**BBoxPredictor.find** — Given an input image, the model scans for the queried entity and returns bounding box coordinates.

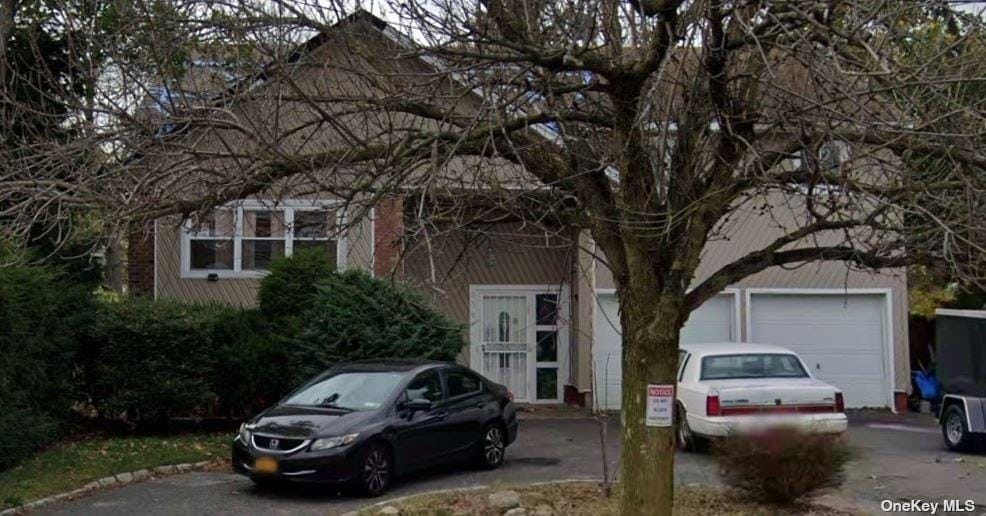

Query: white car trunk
[706,378,838,408]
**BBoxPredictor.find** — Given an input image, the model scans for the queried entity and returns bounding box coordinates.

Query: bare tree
[2,1,986,513]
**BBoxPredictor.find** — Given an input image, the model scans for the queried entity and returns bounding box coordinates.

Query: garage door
[749,293,889,408]
[593,293,736,410]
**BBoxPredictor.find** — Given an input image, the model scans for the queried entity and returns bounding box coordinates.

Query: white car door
[676,351,707,417]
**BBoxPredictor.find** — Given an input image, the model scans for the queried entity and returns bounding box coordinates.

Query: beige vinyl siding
[591,193,909,393]
[403,222,576,368]
[574,230,598,393]
[155,211,374,308]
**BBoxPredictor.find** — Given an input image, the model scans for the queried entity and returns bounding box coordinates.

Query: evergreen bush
[81,298,228,427]
[288,269,464,383]
[0,261,91,469]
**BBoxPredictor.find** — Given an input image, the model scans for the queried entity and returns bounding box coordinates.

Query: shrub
[287,269,465,383]
[81,298,231,427]
[0,261,92,469]
[210,309,291,416]
[713,428,852,505]
[258,248,335,320]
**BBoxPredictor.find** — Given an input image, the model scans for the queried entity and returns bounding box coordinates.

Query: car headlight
[310,433,359,451]
[237,423,252,446]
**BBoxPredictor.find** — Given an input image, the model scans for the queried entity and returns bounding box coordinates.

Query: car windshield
[700,353,808,380]
[284,371,406,411]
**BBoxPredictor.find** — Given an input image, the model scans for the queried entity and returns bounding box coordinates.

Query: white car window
[700,354,808,380]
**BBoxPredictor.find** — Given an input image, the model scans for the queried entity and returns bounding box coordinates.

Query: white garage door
[749,293,890,408]
[593,293,736,410]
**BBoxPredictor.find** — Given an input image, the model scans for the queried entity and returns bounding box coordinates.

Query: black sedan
[232,359,518,496]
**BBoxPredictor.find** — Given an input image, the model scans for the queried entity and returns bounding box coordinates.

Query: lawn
[361,482,853,515]
[0,432,231,509]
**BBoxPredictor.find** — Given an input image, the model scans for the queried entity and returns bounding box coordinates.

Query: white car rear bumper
[687,412,848,438]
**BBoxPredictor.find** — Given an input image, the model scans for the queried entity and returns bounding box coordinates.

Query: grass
[360,482,854,515]
[0,432,231,509]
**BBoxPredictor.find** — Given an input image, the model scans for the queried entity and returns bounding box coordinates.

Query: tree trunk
[618,290,684,516]
[0,0,15,86]
[103,233,125,293]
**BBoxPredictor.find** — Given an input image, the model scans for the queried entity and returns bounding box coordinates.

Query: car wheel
[942,404,974,452]
[676,405,696,452]
[356,443,392,497]
[476,423,506,469]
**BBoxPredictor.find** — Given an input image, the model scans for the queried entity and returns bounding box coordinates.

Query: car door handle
[417,411,448,424]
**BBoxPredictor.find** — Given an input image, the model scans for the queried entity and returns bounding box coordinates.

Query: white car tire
[676,405,705,452]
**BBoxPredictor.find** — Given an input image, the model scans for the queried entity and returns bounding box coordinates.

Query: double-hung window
[181,200,344,278]
[241,208,287,271]
[186,209,236,271]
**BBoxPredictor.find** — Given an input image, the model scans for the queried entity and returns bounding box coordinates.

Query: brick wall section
[373,196,404,278]
[128,222,155,296]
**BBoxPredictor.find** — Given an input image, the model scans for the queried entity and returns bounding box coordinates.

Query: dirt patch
[361,482,856,515]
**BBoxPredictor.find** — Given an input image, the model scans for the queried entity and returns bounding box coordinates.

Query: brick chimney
[127,222,155,296]
[373,196,404,278]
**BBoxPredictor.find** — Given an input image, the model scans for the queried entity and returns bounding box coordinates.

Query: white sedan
[675,342,848,451]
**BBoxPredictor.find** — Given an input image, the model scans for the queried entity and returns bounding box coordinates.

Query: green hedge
[258,248,335,320]
[1,250,466,469]
[0,263,92,469]
[209,309,290,417]
[80,298,230,426]
[290,269,465,384]
[76,255,464,424]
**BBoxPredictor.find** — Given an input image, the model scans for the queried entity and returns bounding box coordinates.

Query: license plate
[254,456,278,474]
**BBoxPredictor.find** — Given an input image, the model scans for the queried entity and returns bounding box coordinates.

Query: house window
[187,210,235,271]
[241,209,286,271]
[498,312,511,342]
[796,141,848,174]
[181,200,345,278]
[291,208,339,258]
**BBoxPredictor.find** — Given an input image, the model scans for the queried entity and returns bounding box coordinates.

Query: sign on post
[645,385,675,427]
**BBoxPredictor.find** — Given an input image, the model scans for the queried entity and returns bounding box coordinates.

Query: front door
[470,286,569,403]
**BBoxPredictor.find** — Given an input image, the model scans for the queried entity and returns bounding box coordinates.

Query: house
[127,12,910,412]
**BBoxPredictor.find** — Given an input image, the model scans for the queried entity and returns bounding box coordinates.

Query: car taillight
[835,392,845,413]
[706,394,721,416]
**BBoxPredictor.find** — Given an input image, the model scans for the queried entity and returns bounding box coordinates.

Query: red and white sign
[645,385,675,427]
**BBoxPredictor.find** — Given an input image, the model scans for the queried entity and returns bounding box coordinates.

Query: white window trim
[180,199,347,279]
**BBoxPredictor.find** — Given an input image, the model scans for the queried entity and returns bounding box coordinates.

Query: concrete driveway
[38,413,986,515]
[833,412,986,515]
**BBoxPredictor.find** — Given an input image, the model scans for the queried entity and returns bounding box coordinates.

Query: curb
[516,412,595,421]
[0,461,213,515]
[348,478,602,515]
[351,479,865,516]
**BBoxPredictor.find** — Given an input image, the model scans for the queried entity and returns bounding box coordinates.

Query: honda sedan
[232,359,518,496]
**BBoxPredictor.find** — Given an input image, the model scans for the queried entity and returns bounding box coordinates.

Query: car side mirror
[407,398,432,412]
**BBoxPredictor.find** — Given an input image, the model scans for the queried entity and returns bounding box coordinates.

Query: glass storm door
[475,288,566,403]
[481,295,530,401]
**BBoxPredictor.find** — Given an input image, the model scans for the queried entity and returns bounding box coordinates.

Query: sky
[953,0,986,15]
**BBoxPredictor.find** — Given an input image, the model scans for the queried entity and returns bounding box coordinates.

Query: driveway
[834,412,986,515]
[38,413,986,515]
